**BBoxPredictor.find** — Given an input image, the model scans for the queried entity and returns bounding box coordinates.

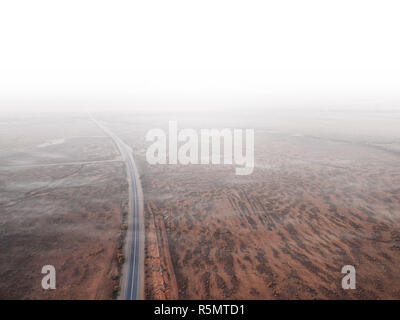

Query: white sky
[0,0,399,111]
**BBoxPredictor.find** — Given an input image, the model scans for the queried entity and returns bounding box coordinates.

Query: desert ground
[1,109,399,299]
[99,108,400,299]
[0,114,128,299]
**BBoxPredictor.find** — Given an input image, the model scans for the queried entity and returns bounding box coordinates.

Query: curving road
[89,114,142,300]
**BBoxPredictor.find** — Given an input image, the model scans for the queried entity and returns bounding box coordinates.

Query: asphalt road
[89,114,141,300]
